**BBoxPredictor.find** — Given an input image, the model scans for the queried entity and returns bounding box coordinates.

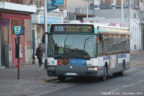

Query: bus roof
[96,25,129,34]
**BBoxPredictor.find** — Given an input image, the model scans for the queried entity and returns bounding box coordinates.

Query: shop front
[0,12,32,67]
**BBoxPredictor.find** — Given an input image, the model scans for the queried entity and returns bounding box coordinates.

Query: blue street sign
[40,16,63,24]
[47,0,64,12]
[55,0,64,5]
[47,0,58,11]
[14,26,22,35]
[20,27,24,35]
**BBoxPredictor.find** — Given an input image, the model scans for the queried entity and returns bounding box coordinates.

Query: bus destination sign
[51,24,94,33]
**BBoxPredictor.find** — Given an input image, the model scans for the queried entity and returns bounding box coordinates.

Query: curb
[41,77,58,83]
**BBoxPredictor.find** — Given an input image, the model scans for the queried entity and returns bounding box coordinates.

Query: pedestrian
[36,43,44,67]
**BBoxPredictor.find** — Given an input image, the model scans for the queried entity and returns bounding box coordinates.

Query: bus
[46,24,130,81]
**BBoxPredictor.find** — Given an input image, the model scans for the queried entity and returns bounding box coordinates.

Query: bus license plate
[65,73,77,76]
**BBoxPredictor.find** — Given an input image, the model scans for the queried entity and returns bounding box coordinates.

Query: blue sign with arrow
[47,0,58,12]
[47,0,64,12]
[55,0,64,5]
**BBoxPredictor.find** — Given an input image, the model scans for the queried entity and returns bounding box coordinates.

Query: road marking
[109,80,144,93]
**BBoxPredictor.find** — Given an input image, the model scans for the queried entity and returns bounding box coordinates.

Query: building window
[133,13,136,18]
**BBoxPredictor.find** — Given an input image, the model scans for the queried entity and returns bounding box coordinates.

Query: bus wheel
[58,76,66,82]
[100,66,108,81]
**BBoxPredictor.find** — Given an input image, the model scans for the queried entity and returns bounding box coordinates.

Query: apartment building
[0,0,36,68]
[63,0,94,20]
[130,0,144,51]
[84,0,129,26]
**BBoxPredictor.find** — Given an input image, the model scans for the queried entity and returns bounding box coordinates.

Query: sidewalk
[130,54,144,66]
[0,63,57,96]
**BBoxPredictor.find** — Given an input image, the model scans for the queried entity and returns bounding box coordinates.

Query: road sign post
[14,25,24,80]
[15,37,20,80]
[44,0,64,69]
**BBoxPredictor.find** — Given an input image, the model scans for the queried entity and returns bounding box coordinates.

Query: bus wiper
[74,52,90,60]
[54,54,65,59]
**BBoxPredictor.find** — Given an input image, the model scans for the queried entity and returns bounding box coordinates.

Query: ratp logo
[51,60,55,64]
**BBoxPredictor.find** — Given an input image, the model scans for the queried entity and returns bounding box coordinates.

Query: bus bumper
[47,65,104,77]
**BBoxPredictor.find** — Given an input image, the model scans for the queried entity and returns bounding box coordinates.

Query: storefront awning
[0,12,31,19]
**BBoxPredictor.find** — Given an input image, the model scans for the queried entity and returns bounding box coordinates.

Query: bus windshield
[48,34,96,59]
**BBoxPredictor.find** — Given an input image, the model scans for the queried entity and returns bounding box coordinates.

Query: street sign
[20,27,24,35]
[40,16,63,24]
[14,26,22,35]
[55,0,64,5]
[47,5,58,11]
[47,0,64,11]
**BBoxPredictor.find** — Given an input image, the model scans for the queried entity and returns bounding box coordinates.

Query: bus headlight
[88,66,98,71]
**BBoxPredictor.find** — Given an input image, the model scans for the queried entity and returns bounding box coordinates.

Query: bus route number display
[51,24,94,33]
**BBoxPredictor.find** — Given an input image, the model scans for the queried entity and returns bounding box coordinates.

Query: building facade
[0,0,36,68]
[130,0,144,51]
[89,0,144,52]
[64,0,94,20]
[86,0,129,26]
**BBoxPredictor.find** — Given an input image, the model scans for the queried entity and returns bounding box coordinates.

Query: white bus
[46,24,130,81]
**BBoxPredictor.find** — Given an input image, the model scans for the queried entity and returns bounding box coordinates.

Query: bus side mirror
[99,33,103,41]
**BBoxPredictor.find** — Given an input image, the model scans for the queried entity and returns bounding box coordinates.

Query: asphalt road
[39,61,144,96]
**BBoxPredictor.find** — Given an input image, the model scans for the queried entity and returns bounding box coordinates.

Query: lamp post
[121,0,124,27]
[44,0,48,69]
[86,0,89,20]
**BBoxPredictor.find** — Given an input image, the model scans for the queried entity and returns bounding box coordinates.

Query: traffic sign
[47,0,64,12]
[55,0,64,5]
[20,27,24,35]
[14,26,22,35]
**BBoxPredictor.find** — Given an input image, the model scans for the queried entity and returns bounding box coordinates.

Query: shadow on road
[56,73,130,84]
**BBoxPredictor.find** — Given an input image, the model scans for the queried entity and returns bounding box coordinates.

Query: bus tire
[58,76,66,82]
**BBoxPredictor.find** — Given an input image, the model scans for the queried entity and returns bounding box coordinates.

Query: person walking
[36,43,44,67]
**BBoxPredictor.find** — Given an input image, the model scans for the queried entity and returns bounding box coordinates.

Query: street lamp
[86,0,89,20]
[121,0,124,27]
[44,0,48,69]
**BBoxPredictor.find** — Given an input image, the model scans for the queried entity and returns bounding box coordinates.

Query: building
[84,0,129,26]
[64,0,94,21]
[0,0,36,68]
[130,0,144,51]
[85,0,144,52]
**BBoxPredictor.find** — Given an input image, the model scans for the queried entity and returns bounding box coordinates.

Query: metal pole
[141,25,143,56]
[121,0,124,27]
[86,0,89,20]
[17,37,20,80]
[0,30,1,68]
[44,0,48,69]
